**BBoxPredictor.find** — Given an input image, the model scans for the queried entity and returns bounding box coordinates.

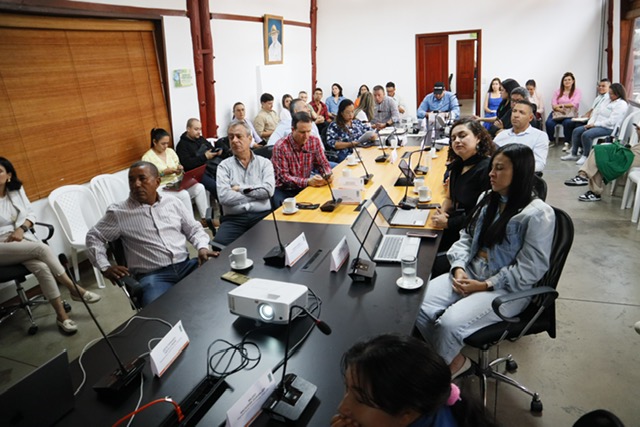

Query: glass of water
[401,255,417,285]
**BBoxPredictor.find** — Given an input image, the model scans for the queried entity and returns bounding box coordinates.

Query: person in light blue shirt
[417,82,460,120]
[325,82,345,119]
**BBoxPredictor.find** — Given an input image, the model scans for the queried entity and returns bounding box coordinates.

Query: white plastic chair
[90,174,129,213]
[48,185,106,288]
[621,169,640,229]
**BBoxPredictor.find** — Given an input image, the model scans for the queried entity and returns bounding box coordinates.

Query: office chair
[533,175,548,201]
[0,223,71,335]
[573,409,625,427]
[463,207,574,413]
[105,239,142,311]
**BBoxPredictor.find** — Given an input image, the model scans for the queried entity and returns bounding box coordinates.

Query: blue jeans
[201,171,217,201]
[136,258,198,306]
[545,113,573,142]
[273,187,302,207]
[570,126,611,157]
[213,210,270,247]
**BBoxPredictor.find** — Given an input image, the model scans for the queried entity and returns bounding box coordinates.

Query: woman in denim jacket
[416,144,555,379]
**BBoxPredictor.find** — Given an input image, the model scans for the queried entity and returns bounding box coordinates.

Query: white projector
[227,278,308,324]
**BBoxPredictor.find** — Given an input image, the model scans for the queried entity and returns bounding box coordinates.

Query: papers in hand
[358,130,376,144]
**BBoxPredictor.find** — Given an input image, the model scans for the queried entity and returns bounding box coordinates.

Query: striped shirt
[86,194,210,275]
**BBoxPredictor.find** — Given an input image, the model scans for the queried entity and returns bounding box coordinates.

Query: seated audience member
[213,122,275,247]
[142,128,209,219]
[354,84,369,107]
[232,102,262,145]
[253,93,280,143]
[331,334,497,427]
[280,94,293,121]
[326,99,376,162]
[483,77,502,130]
[354,91,375,123]
[565,120,640,202]
[525,79,545,120]
[544,71,582,143]
[417,82,460,121]
[431,119,494,276]
[176,118,222,198]
[561,83,628,165]
[0,158,101,334]
[270,98,322,146]
[86,161,218,307]
[478,78,519,137]
[493,100,549,173]
[299,90,318,120]
[271,112,333,206]
[561,79,611,151]
[371,85,400,130]
[416,144,555,378]
[310,87,331,131]
[326,83,345,119]
[386,81,406,115]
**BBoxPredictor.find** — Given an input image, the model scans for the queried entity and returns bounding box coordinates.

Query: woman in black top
[432,118,495,276]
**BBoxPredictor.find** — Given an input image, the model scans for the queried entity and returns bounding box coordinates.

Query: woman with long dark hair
[0,157,101,334]
[326,83,345,119]
[326,99,376,162]
[545,71,582,142]
[482,77,502,130]
[416,144,555,378]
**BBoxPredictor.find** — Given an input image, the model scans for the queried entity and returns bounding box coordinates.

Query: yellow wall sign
[173,69,193,87]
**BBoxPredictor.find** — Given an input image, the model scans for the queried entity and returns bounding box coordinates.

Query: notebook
[351,206,420,262]
[371,186,429,227]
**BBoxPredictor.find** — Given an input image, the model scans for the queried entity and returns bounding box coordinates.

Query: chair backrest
[533,175,548,201]
[90,174,129,213]
[616,108,640,144]
[48,185,103,246]
[573,409,625,427]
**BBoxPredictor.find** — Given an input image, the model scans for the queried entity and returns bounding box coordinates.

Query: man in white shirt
[386,81,406,115]
[494,100,549,173]
[562,79,611,150]
[269,98,322,146]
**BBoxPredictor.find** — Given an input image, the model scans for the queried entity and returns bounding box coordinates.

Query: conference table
[58,144,450,426]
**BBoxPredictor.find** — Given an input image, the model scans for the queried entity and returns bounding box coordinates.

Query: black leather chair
[106,239,142,311]
[533,174,548,201]
[573,409,625,427]
[0,223,70,335]
[463,207,574,413]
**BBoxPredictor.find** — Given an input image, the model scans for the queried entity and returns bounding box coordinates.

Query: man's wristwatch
[19,224,29,232]
[485,280,494,291]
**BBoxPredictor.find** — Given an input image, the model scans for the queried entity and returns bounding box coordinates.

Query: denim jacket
[447,194,555,292]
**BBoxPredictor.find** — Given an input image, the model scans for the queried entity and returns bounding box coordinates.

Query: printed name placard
[150,320,190,377]
[330,236,350,272]
[285,232,309,267]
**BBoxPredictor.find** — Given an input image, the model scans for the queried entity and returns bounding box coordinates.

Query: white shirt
[589,98,629,130]
[494,125,549,172]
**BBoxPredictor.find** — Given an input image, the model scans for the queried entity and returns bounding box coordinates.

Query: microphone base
[348,258,376,283]
[414,166,429,175]
[93,357,145,397]
[320,199,342,212]
[264,246,286,268]
[375,154,388,163]
[399,197,418,210]
[263,373,317,422]
[394,177,414,187]
[361,174,374,185]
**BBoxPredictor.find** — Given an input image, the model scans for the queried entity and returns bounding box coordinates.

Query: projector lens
[258,303,274,321]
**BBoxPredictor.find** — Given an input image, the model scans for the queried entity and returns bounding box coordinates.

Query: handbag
[551,106,578,120]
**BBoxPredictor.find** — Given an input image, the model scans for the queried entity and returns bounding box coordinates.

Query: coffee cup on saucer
[229,247,250,270]
[413,177,425,193]
[283,197,297,214]
[418,186,432,202]
[346,154,357,165]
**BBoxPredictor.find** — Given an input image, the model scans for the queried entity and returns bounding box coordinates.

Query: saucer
[282,207,299,215]
[418,197,432,203]
[347,162,358,167]
[396,277,424,290]
[231,258,253,271]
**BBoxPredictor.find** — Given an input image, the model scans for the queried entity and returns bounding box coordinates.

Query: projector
[228,279,308,324]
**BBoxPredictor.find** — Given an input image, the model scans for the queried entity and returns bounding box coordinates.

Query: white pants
[162,183,208,218]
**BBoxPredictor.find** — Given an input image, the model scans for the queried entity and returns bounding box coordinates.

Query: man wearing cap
[417,82,460,120]
[268,25,282,62]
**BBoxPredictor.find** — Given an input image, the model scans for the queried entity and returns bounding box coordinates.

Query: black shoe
[578,191,601,202]
[564,175,588,186]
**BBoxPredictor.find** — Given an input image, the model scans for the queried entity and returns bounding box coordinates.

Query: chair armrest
[33,222,55,244]
[492,286,558,323]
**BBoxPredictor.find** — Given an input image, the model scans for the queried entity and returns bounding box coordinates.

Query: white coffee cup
[229,247,248,269]
[283,197,297,213]
[342,168,352,178]
[414,177,425,189]
[347,154,357,165]
[418,186,432,202]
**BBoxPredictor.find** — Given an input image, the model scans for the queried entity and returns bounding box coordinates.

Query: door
[456,39,475,99]
[415,35,448,106]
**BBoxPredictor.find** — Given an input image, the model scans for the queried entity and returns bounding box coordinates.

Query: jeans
[273,187,302,207]
[545,113,573,142]
[213,210,270,247]
[570,126,611,157]
[201,171,218,201]
[136,258,198,306]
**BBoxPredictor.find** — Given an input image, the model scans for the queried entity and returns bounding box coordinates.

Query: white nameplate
[330,236,350,272]
[225,369,277,427]
[338,176,364,190]
[150,320,190,377]
[285,232,309,267]
[333,188,362,204]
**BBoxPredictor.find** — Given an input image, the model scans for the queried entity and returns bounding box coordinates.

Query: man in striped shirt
[86,161,219,306]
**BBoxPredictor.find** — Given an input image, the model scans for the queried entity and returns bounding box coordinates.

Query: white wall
[315,0,618,118]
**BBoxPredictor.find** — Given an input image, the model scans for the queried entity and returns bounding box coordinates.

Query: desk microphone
[349,141,373,184]
[397,159,418,210]
[58,254,145,396]
[374,129,389,163]
[243,187,285,268]
[410,143,430,175]
[263,305,331,422]
[320,173,342,212]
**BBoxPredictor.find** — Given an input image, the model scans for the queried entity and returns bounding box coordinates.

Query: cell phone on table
[221,271,250,286]
[417,203,441,209]
[297,202,320,210]
[406,231,438,239]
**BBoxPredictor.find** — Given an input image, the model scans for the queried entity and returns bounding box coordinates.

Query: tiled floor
[1,147,639,425]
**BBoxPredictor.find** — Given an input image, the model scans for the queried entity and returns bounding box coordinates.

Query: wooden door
[456,39,475,99]
[415,34,448,107]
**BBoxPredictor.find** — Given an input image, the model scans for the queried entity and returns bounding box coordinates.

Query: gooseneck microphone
[263,305,331,421]
[58,254,145,396]
[320,173,342,212]
[374,129,389,163]
[243,187,285,268]
[406,145,430,176]
[349,141,373,185]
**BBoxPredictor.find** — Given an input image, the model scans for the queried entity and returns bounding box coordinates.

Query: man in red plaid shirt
[272,112,333,206]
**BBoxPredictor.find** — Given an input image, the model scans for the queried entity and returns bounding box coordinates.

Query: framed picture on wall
[263,15,283,65]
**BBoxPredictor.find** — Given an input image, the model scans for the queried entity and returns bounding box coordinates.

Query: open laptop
[351,206,420,262]
[371,186,429,227]
[0,350,75,426]
[165,164,206,191]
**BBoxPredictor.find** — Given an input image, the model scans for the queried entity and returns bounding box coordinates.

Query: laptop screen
[351,207,383,260]
[370,186,396,225]
[398,159,416,180]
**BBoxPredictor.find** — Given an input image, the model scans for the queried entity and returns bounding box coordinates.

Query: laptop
[371,186,429,227]
[0,350,75,426]
[165,164,206,191]
[350,206,420,262]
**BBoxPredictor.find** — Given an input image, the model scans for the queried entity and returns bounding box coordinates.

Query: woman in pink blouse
[545,72,582,142]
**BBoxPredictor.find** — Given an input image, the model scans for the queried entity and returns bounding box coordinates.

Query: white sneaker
[562,143,570,152]
[576,156,587,166]
[561,154,578,161]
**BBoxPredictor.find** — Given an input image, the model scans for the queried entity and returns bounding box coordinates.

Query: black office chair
[573,409,625,427]
[106,239,142,311]
[463,207,574,413]
[0,223,70,335]
[533,174,548,201]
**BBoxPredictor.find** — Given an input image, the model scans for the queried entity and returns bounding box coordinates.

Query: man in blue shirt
[417,82,460,120]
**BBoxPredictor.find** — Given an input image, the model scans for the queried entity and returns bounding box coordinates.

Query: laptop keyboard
[378,236,403,259]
